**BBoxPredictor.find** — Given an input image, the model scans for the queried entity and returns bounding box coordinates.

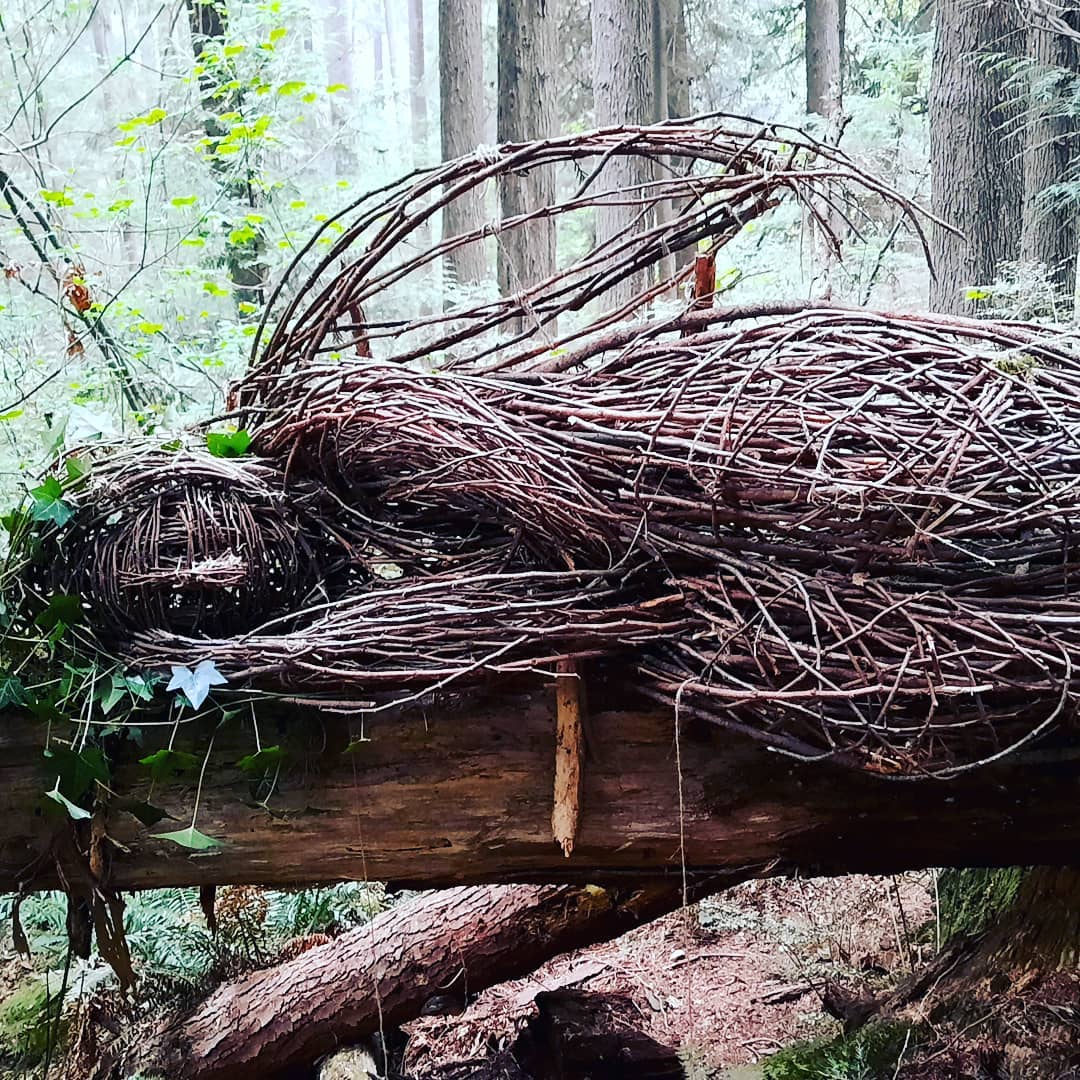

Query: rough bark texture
[8,686,1080,893]
[134,881,701,1080]
[591,0,655,306]
[805,0,846,119]
[497,0,559,334]
[439,0,487,296]
[664,0,690,119]
[930,0,1024,313]
[1021,16,1079,304]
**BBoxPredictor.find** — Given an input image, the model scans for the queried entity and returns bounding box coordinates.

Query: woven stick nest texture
[31,119,1080,777]
[56,453,328,638]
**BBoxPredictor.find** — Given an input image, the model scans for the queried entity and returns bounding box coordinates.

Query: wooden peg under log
[552,658,585,857]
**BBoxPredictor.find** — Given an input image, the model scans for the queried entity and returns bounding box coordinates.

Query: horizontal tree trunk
[129,881,698,1080]
[5,683,1080,892]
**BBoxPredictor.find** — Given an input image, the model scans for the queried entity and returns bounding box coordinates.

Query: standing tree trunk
[323,0,355,176]
[186,0,267,312]
[1021,16,1079,308]
[497,0,558,334]
[407,0,433,314]
[665,0,690,119]
[929,0,1024,314]
[805,0,846,121]
[591,0,655,308]
[439,0,487,301]
[805,0,846,294]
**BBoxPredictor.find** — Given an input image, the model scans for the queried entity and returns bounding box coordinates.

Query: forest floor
[399,873,935,1077]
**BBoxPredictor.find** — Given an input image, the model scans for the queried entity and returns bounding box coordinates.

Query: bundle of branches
[22,119,1080,778]
[116,306,1080,777]
[238,116,930,395]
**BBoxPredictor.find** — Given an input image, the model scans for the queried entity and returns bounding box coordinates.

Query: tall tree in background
[929,0,1023,313]
[805,0,846,122]
[408,0,429,165]
[1020,14,1079,303]
[439,0,486,297]
[591,0,655,306]
[186,0,267,311]
[497,0,558,332]
[664,0,690,119]
[323,0,355,175]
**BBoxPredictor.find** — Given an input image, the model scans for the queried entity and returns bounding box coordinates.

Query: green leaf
[43,745,110,800]
[0,409,23,422]
[326,83,348,94]
[268,26,288,43]
[277,80,305,96]
[107,199,134,213]
[46,785,91,820]
[206,429,252,458]
[202,281,230,297]
[236,745,285,774]
[29,476,74,527]
[145,107,168,124]
[139,748,200,782]
[39,188,74,207]
[170,195,198,208]
[228,224,257,245]
[65,456,90,484]
[153,826,223,851]
[966,288,991,301]
[223,44,246,57]
[0,675,28,709]
[136,321,164,335]
[97,670,151,715]
[34,593,82,631]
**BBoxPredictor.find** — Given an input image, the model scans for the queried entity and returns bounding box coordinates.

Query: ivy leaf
[138,747,200,781]
[46,784,91,820]
[97,671,154,716]
[153,826,223,851]
[29,477,73,527]
[236,745,285,774]
[205,430,251,458]
[34,593,82,632]
[166,659,227,708]
[44,745,110,800]
[0,675,27,709]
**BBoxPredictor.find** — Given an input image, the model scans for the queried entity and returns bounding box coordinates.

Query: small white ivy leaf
[166,659,227,709]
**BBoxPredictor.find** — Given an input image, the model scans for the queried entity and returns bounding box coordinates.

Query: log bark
[130,881,701,1080]
[6,682,1080,893]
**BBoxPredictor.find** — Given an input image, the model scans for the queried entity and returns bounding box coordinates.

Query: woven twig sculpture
[24,119,1080,777]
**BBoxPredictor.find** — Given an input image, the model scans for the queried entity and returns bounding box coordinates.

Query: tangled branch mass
[32,120,1080,778]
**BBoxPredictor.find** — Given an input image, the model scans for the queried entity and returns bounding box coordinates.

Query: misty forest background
[3,0,1076,505]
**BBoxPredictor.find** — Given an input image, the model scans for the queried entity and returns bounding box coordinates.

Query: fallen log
[5,681,1080,893]
[124,881,704,1080]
